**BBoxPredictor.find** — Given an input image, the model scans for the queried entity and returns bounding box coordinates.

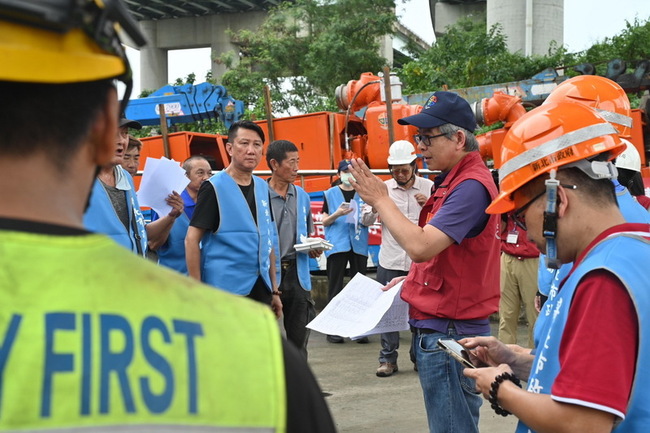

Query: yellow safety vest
[0,230,286,432]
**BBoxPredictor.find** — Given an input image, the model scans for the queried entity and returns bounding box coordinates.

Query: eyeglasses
[390,167,412,175]
[512,191,545,231]
[512,184,577,231]
[413,133,448,147]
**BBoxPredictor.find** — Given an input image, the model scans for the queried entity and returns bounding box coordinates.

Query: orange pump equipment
[474,92,528,169]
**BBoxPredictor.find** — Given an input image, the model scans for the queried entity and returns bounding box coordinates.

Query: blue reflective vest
[84,166,147,256]
[201,172,275,295]
[323,186,369,257]
[614,180,650,224]
[533,259,569,350]
[519,227,650,433]
[535,183,650,348]
[294,185,312,290]
[156,190,194,274]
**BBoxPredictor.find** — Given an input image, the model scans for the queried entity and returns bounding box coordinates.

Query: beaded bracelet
[271,290,282,296]
[488,372,521,416]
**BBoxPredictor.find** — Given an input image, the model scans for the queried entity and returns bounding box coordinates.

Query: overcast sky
[126,0,650,96]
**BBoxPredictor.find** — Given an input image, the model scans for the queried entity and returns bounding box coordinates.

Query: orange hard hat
[487,101,625,214]
[544,75,633,138]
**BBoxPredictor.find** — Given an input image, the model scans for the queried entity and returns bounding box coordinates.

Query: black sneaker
[355,336,370,344]
[326,335,344,343]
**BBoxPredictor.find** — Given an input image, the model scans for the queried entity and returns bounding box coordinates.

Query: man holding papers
[267,140,321,357]
[348,92,500,433]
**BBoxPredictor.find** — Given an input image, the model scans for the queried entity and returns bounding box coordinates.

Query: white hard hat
[387,140,417,165]
[615,138,642,172]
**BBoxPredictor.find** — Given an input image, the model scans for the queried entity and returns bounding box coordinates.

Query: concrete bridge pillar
[137,12,268,91]
[139,21,168,92]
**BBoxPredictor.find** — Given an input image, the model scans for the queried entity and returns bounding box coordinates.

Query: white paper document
[307,273,409,338]
[293,235,333,252]
[137,157,190,217]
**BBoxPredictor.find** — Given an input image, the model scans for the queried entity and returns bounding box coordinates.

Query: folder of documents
[293,236,333,252]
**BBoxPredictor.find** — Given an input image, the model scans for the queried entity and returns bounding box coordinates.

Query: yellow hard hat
[0,0,146,105]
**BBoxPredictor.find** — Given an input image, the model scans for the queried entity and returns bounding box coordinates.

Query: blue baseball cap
[398,91,477,132]
[337,159,351,172]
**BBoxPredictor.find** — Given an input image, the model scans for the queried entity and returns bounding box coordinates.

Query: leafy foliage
[219,0,397,115]
[397,16,575,94]
[134,8,650,136]
[579,17,650,69]
[397,15,650,109]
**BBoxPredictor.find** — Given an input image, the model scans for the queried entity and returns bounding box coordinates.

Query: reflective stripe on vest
[0,230,286,431]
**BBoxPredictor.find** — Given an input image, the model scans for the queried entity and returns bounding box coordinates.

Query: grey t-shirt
[268,183,314,260]
[100,180,129,231]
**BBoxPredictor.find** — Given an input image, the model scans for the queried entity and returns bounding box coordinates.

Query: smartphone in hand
[437,338,478,369]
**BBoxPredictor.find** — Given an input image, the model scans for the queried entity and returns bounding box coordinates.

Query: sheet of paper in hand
[307,273,409,339]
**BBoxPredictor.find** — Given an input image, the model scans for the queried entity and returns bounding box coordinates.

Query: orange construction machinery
[136,72,422,192]
[135,66,650,190]
[475,92,649,181]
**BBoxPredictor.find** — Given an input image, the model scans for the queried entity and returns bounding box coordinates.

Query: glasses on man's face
[390,167,412,175]
[512,184,578,231]
[413,133,447,147]
[512,191,546,231]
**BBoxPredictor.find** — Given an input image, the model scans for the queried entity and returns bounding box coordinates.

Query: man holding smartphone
[462,101,650,432]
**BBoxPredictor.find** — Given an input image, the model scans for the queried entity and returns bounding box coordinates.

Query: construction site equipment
[129,60,650,187]
[125,82,245,128]
[128,63,650,271]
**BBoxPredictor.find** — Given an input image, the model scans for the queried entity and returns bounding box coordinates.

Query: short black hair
[228,120,265,144]
[0,80,114,172]
[618,168,646,197]
[266,140,299,171]
[127,136,142,152]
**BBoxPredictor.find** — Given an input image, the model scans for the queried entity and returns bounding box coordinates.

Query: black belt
[412,327,436,334]
[281,259,296,270]
[412,323,456,334]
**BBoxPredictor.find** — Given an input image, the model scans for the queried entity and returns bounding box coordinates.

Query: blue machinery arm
[125,82,245,129]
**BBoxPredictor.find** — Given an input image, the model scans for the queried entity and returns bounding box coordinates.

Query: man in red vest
[349,91,500,433]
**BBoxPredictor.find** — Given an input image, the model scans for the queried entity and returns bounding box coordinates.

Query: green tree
[397,16,574,94]
[570,17,650,80]
[219,0,397,115]
[398,15,650,105]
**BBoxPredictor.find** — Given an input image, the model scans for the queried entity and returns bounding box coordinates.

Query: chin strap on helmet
[543,169,561,269]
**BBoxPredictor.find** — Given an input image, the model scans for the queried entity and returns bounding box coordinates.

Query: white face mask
[340,172,356,186]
